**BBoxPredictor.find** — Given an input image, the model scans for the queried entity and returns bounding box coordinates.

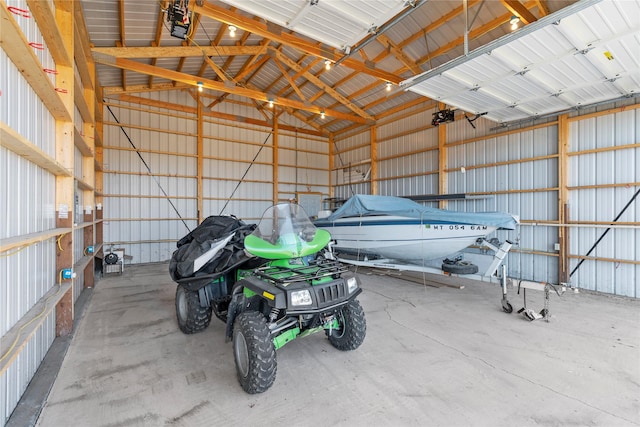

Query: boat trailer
[327,238,513,304]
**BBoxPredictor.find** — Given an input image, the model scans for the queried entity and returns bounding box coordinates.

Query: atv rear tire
[327,299,366,351]
[175,284,212,334]
[233,311,277,394]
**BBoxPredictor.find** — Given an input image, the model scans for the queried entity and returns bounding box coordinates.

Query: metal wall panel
[1,312,55,425]
[568,105,639,297]
[0,49,56,157]
[103,90,327,262]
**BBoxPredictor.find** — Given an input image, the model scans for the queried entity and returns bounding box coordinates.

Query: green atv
[170,203,366,393]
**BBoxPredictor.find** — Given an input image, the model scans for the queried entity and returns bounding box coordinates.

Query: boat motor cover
[169,216,257,287]
[324,194,519,230]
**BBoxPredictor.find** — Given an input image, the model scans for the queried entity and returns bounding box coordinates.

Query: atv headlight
[346,276,358,294]
[291,290,312,306]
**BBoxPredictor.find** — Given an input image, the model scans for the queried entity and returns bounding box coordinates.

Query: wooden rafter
[271,49,374,121]
[191,1,402,84]
[376,34,421,75]
[500,0,538,24]
[272,58,306,102]
[93,56,369,124]
[536,0,551,16]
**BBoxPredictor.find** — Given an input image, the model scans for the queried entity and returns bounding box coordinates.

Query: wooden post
[197,92,204,223]
[438,103,448,209]
[370,126,378,195]
[272,109,278,204]
[54,2,75,336]
[328,134,335,198]
[558,114,569,284]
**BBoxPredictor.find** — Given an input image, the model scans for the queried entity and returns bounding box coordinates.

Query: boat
[314,194,519,265]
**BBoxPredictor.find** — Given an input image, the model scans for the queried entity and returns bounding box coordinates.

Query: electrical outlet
[62,269,73,279]
[86,246,94,254]
[554,243,560,251]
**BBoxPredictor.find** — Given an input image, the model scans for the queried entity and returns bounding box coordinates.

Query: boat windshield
[251,203,318,246]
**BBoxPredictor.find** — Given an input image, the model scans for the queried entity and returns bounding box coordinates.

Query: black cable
[219,131,273,215]
[570,187,640,277]
[105,104,191,232]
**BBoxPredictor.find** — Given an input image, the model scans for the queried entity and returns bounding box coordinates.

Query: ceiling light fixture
[386,82,392,91]
[197,81,203,92]
[268,99,274,108]
[228,25,237,37]
[509,15,520,31]
[320,110,326,119]
[324,60,331,71]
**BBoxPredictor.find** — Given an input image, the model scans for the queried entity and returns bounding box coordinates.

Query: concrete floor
[29,263,640,427]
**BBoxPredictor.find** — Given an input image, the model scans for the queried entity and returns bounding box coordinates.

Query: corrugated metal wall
[1,4,59,422]
[102,91,330,263]
[568,103,639,297]
[103,97,198,264]
[333,99,638,296]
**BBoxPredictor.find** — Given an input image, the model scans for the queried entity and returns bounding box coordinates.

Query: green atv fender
[244,229,331,259]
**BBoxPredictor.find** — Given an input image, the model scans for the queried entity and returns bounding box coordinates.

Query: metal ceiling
[81,0,581,134]
[401,0,640,124]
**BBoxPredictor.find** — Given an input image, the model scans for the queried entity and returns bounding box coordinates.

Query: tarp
[323,194,518,230]
[169,215,257,289]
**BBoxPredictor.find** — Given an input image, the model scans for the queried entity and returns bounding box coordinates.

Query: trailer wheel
[502,301,513,313]
[442,260,478,275]
[327,299,366,351]
[233,311,277,394]
[175,284,212,334]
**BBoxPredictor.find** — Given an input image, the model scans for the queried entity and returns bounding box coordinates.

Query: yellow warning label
[263,291,275,300]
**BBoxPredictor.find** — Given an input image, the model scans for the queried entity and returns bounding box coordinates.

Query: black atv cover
[169,215,257,290]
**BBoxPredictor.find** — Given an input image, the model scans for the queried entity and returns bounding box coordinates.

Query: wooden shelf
[74,127,93,157]
[74,254,93,271]
[1,122,72,177]
[74,221,94,230]
[0,227,72,253]
[75,177,94,191]
[74,77,94,124]
[0,6,71,122]
[0,281,73,376]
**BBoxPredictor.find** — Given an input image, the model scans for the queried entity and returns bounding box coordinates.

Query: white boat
[314,194,519,264]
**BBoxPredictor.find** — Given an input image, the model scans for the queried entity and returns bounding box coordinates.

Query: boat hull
[315,216,497,263]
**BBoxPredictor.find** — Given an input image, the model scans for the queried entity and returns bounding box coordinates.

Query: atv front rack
[253,259,348,285]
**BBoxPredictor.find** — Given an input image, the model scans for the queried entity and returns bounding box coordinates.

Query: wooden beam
[271,49,374,122]
[0,2,72,121]
[54,0,75,338]
[74,23,94,90]
[197,94,204,223]
[500,0,538,24]
[536,0,551,16]
[191,1,402,84]
[438,102,447,209]
[94,56,369,124]
[377,34,421,75]
[26,0,72,66]
[114,93,325,136]
[92,45,267,58]
[558,113,569,284]
[1,121,72,177]
[272,58,306,102]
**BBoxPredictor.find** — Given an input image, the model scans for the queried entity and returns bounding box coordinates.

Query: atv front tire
[327,299,366,351]
[175,284,212,334]
[233,311,277,394]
